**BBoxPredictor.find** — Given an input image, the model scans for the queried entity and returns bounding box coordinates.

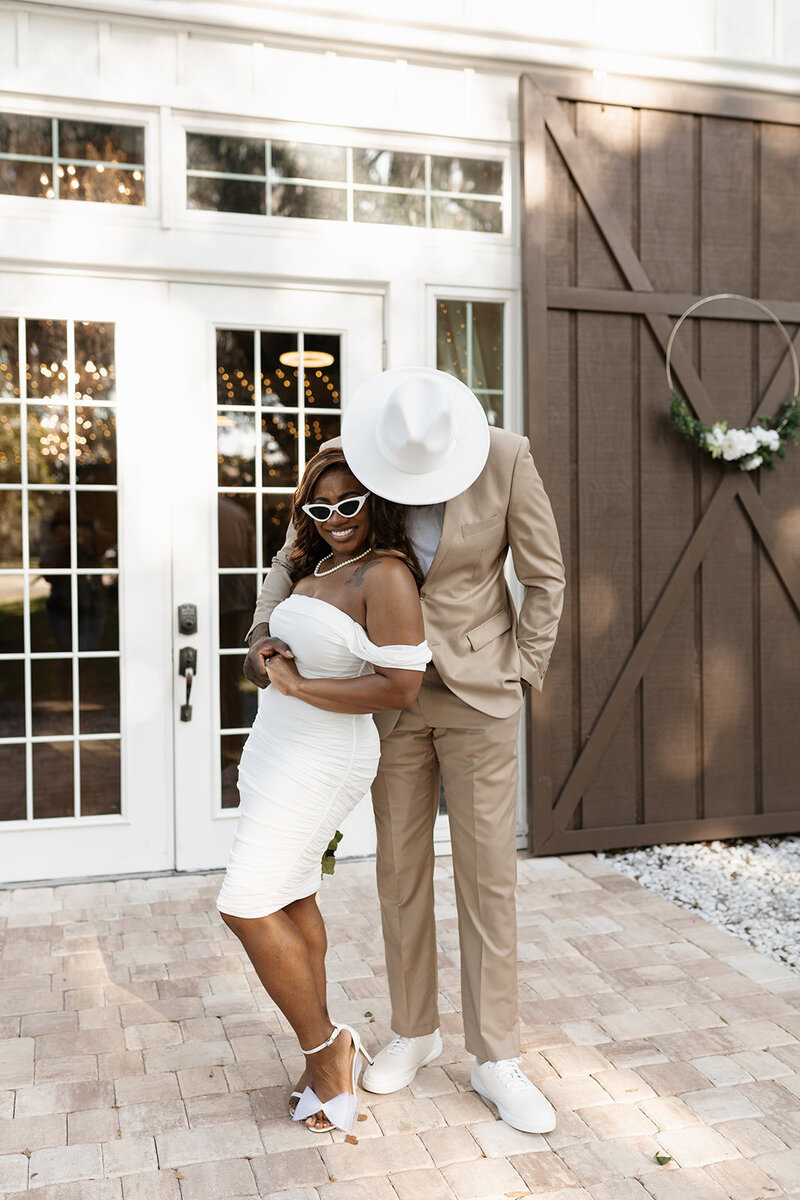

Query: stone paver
[0,853,798,1200]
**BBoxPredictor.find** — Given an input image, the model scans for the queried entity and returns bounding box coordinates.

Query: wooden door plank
[698,118,758,820]
[758,125,800,815]
[545,311,578,810]
[519,73,555,851]
[550,473,740,835]
[547,287,800,322]
[541,809,800,855]
[576,312,638,830]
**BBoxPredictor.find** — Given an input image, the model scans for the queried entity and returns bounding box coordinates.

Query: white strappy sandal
[292,1024,373,1135]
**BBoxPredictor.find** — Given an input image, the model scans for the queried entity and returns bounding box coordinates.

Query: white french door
[169,283,384,872]
[0,274,174,883]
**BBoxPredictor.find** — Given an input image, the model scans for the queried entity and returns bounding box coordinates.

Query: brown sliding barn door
[520,74,800,855]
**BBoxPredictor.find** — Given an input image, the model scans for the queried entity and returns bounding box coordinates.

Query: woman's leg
[220,902,353,1130]
[283,894,329,1108]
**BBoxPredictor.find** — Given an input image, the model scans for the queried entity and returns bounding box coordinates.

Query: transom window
[0,318,120,822]
[215,328,342,807]
[437,299,505,426]
[187,135,503,234]
[0,113,145,204]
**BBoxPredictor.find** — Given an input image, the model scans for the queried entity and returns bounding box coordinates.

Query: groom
[244,368,565,1133]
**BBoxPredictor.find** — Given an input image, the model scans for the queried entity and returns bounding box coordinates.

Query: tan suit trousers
[372,665,521,1063]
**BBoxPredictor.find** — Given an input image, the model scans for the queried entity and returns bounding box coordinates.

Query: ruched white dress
[216,593,431,919]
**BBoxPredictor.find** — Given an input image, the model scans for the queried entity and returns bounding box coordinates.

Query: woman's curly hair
[287,447,423,587]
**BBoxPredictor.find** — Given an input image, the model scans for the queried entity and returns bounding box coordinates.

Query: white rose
[741,454,763,471]
[720,429,749,460]
[754,426,781,451]
[705,427,726,454]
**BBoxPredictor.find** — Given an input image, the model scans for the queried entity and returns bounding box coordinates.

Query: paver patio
[1,853,799,1199]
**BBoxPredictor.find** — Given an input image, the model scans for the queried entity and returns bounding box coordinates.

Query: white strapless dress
[216,593,431,918]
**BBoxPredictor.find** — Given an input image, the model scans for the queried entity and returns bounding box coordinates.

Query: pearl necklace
[314,547,371,577]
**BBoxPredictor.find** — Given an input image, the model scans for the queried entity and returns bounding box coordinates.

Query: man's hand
[243,629,294,689]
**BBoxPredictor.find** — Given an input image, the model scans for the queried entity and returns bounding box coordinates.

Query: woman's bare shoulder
[364,554,418,589]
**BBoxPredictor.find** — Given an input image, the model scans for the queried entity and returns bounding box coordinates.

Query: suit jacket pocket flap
[466,609,513,651]
[461,513,503,538]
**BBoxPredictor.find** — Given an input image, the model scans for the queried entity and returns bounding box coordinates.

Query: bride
[216,446,431,1135]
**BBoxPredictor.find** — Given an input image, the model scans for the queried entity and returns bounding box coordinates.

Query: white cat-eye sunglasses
[301,492,371,523]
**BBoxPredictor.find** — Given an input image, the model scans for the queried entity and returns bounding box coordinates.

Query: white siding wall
[7,0,800,92]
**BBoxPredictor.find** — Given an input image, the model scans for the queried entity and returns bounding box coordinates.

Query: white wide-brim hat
[341,367,490,504]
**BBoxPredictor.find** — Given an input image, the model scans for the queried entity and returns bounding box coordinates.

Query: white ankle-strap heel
[292,1023,374,1135]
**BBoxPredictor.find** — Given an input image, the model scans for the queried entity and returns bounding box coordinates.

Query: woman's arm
[265,558,426,714]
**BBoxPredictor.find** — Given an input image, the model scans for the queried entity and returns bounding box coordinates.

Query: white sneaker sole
[471,1073,557,1134]
[361,1034,443,1094]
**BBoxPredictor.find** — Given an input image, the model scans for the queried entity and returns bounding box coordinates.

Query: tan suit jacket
[248,427,565,720]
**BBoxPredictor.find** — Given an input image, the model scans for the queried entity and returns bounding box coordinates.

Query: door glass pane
[25,320,68,401]
[261,412,298,487]
[29,492,71,569]
[437,299,505,427]
[0,575,23,652]
[261,331,299,406]
[0,318,20,397]
[220,665,257,733]
[218,494,256,569]
[0,319,120,826]
[0,405,21,481]
[76,322,116,404]
[217,330,255,407]
[262,495,292,566]
[31,658,73,736]
[305,413,340,463]
[79,740,121,815]
[76,492,117,568]
[79,658,119,733]
[221,734,246,809]
[0,660,25,737]
[219,575,258,648]
[75,407,116,484]
[303,335,340,407]
[0,744,25,820]
[78,574,118,651]
[31,576,72,652]
[28,405,69,484]
[218,411,256,487]
[32,742,73,818]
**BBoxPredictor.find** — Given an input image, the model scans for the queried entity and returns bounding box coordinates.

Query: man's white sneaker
[361,1030,443,1094]
[471,1058,556,1133]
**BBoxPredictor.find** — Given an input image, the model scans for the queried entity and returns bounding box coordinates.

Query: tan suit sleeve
[507,437,565,692]
[245,522,296,642]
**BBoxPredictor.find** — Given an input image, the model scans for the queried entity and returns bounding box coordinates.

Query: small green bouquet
[321,830,343,877]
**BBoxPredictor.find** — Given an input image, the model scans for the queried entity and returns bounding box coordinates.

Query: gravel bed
[598,836,800,974]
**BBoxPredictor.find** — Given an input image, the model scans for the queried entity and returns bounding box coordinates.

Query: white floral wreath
[667,293,799,471]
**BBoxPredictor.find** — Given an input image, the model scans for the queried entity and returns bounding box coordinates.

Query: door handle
[179,647,197,722]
